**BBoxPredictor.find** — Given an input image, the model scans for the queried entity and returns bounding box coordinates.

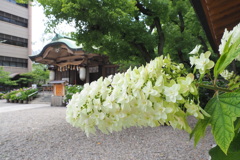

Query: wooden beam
[56,59,86,67]
[41,59,55,63]
[43,47,53,58]
[56,55,86,62]
[35,57,43,62]
[190,0,219,53]
[60,45,74,54]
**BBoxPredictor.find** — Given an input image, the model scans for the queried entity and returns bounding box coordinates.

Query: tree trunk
[178,12,184,33]
[135,1,165,57]
[130,42,152,63]
[154,17,164,56]
[177,49,190,66]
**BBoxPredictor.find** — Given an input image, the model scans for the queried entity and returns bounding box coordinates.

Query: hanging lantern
[79,67,86,81]
[49,70,55,81]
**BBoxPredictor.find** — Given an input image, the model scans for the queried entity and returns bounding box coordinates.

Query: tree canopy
[17,63,49,86]
[0,67,17,86]
[27,0,210,67]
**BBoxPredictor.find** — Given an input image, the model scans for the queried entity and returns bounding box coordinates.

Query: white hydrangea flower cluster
[66,56,204,136]
[220,70,234,80]
[218,22,240,60]
[189,45,214,74]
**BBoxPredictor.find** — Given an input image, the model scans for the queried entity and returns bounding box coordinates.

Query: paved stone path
[0,91,215,160]
[0,100,50,113]
[0,91,53,113]
[29,91,52,104]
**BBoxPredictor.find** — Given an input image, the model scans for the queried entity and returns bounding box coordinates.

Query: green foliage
[190,23,240,158]
[18,92,28,101]
[64,85,83,104]
[17,63,49,86]
[16,0,30,3]
[4,90,18,100]
[209,132,240,160]
[29,0,208,65]
[164,1,211,63]
[18,0,240,159]
[31,63,49,85]
[116,59,142,72]
[0,67,17,86]
[4,88,38,101]
[214,38,240,78]
[191,92,240,154]
[0,92,4,99]
[16,74,34,85]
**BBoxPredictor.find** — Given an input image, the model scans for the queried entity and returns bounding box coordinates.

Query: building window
[0,33,28,48]
[0,11,28,27]
[0,56,28,68]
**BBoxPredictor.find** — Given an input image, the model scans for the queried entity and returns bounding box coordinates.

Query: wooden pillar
[86,66,90,83]
[102,66,106,78]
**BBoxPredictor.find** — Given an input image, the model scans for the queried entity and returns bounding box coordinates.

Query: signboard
[32,84,37,89]
[54,84,64,96]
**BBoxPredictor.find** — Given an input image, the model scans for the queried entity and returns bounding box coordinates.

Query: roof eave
[29,42,83,62]
[190,0,219,53]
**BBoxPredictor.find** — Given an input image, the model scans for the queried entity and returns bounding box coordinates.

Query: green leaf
[191,92,240,154]
[209,132,240,160]
[214,38,240,78]
[234,118,240,133]
[190,117,209,146]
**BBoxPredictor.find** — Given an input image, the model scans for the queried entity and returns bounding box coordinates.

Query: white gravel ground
[0,105,214,160]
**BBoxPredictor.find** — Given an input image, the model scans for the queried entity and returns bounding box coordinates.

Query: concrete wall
[0,43,29,59]
[0,0,32,74]
[27,2,32,72]
[3,66,28,74]
[0,0,29,19]
[0,21,29,39]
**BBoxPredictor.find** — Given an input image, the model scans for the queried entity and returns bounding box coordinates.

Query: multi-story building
[0,0,32,75]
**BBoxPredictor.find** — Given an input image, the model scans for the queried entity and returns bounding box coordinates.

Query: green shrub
[64,85,83,104]
[4,90,18,100]
[4,87,38,101]
[0,92,4,99]
[18,92,28,101]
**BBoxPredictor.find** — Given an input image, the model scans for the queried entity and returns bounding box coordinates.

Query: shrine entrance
[29,34,118,106]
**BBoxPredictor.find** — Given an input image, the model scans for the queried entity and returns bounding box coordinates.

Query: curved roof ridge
[29,34,83,61]
[51,33,73,42]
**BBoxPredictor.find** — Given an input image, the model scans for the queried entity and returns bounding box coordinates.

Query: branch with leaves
[66,23,240,159]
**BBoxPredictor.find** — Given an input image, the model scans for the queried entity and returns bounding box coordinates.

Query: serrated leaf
[191,92,240,154]
[214,38,240,78]
[190,95,217,145]
[190,117,209,146]
[209,132,240,160]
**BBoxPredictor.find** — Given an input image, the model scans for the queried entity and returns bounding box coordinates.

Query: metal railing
[27,90,38,99]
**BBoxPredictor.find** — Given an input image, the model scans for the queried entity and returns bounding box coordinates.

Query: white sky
[31,3,76,53]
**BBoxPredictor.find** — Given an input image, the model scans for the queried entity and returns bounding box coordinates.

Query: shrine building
[29,34,118,85]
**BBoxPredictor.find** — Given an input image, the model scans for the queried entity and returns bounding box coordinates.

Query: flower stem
[197,83,232,92]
